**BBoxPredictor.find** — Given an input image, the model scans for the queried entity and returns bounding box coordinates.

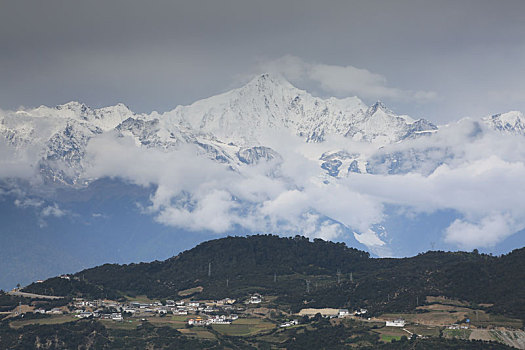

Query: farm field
[178,327,216,339]
[372,326,408,343]
[212,317,275,336]
[9,315,76,329]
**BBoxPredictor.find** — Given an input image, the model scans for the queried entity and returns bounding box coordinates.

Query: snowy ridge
[2,74,525,258]
[484,111,525,135]
[2,73,523,185]
[164,74,435,145]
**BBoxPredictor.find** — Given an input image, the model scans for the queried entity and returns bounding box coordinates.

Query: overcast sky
[1,0,524,123]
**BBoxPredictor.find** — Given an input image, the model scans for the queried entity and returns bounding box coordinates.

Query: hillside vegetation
[23,235,525,321]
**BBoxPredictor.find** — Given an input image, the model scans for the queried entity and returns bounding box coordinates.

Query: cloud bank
[77,117,525,254]
[2,99,524,256]
[84,133,384,244]
[260,55,437,102]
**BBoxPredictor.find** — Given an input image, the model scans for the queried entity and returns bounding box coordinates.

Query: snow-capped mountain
[2,74,525,290]
[165,74,436,145]
[484,111,525,135]
[0,102,137,185]
[2,73,524,186]
[0,74,441,185]
[344,101,437,144]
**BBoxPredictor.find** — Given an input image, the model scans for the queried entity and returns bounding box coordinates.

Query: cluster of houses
[21,290,380,331]
[446,323,470,330]
[187,314,239,326]
[34,307,65,315]
[298,307,367,319]
[67,297,243,322]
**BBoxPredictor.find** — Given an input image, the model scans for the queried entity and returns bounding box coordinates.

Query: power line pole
[350,272,353,283]
[306,280,310,294]
[226,278,229,288]
[273,272,277,283]
[208,262,211,277]
[337,269,341,284]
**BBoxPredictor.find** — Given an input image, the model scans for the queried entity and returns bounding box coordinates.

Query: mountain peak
[485,110,525,135]
[368,101,391,115]
[56,101,89,113]
[244,73,295,92]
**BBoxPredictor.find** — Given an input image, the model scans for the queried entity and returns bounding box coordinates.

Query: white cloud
[84,133,384,244]
[342,121,525,249]
[14,197,44,208]
[41,204,66,218]
[260,55,437,102]
[0,137,40,180]
[444,213,518,249]
[80,117,525,254]
[353,229,386,247]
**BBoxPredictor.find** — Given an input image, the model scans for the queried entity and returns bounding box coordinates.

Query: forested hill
[23,235,525,320]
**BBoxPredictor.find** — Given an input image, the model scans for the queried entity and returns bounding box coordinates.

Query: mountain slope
[23,235,525,321]
[484,111,525,135]
[0,74,438,184]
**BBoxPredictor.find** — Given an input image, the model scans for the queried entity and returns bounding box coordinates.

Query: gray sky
[1,0,525,123]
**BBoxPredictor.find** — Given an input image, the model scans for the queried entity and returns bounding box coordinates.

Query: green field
[405,324,440,337]
[443,328,472,339]
[465,311,523,329]
[9,315,76,329]
[146,316,187,329]
[170,314,193,322]
[179,327,216,339]
[100,319,138,330]
[124,295,157,303]
[380,334,403,342]
[373,326,408,343]
[212,318,275,336]
[425,296,470,307]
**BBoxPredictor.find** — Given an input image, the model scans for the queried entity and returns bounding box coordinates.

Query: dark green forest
[24,235,525,320]
[0,319,223,349]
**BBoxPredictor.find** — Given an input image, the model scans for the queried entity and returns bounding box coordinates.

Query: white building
[338,309,350,318]
[386,319,406,327]
[355,308,368,316]
[47,308,63,315]
[280,320,299,327]
[248,294,262,304]
[187,317,206,326]
[111,313,123,321]
[217,298,236,305]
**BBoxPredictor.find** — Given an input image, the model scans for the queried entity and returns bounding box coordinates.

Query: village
[5,287,525,348]
[7,288,373,329]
